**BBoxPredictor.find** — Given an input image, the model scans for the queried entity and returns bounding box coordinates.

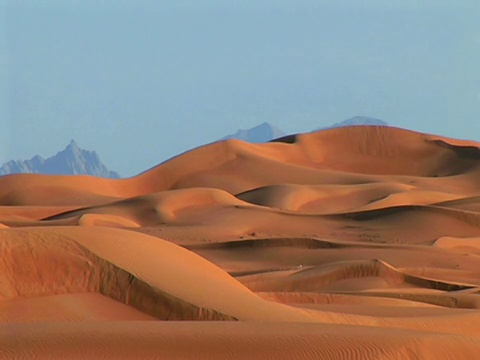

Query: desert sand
[1,126,480,359]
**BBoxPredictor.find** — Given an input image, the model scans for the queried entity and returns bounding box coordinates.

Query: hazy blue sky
[2,1,480,176]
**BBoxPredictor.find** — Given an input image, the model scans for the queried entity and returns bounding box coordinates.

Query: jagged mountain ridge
[0,140,120,178]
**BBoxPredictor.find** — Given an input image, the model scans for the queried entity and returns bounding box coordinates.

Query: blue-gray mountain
[220,122,286,143]
[0,140,120,178]
[221,116,388,143]
[315,116,388,131]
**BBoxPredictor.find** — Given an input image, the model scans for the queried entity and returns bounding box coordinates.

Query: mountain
[0,140,120,178]
[316,116,388,131]
[220,117,388,144]
[220,122,286,143]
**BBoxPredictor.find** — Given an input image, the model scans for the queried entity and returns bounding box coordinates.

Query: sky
[2,0,480,176]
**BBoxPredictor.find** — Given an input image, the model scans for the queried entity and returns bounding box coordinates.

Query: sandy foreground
[1,126,480,359]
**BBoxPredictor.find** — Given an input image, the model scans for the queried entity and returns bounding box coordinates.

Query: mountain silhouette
[315,116,388,131]
[220,122,286,143]
[0,140,120,178]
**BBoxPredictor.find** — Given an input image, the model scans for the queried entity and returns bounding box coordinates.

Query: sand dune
[2,125,480,358]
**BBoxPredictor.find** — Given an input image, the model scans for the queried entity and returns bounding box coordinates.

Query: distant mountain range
[0,116,387,178]
[220,122,286,143]
[222,116,388,143]
[315,116,388,131]
[0,140,120,178]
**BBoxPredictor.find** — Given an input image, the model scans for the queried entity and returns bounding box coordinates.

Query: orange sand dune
[2,125,480,358]
[2,126,480,206]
